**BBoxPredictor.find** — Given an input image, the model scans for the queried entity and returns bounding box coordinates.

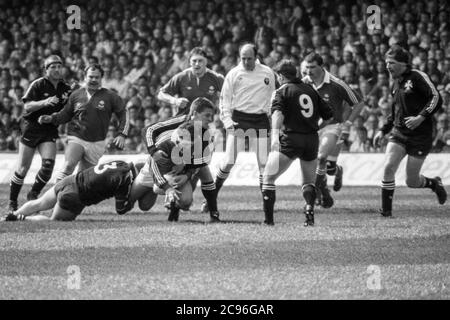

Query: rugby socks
[421,176,437,190]
[215,168,230,194]
[381,180,395,213]
[10,172,25,202]
[31,159,55,194]
[302,184,316,207]
[259,174,263,191]
[315,167,327,189]
[262,184,276,225]
[201,181,218,212]
[326,161,337,176]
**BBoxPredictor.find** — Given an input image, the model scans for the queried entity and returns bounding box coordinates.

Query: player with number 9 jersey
[271,75,333,160]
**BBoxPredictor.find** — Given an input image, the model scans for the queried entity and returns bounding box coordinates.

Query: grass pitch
[0,184,448,300]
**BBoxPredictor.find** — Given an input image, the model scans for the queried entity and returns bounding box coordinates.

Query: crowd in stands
[0,0,449,153]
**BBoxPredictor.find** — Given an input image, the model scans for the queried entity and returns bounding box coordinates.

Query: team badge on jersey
[97,100,105,110]
[404,80,413,92]
[208,86,215,95]
[323,93,330,102]
[186,86,192,91]
[264,77,269,85]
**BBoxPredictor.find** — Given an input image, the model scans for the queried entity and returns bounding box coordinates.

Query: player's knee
[41,158,55,173]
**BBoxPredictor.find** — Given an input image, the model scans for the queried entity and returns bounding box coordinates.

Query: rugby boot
[304,205,314,227]
[432,177,447,205]
[320,186,334,209]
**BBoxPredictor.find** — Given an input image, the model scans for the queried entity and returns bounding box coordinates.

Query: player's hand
[46,96,60,106]
[223,118,238,130]
[166,187,181,202]
[373,131,385,148]
[38,115,52,124]
[405,115,425,130]
[175,97,189,109]
[113,135,126,149]
[171,174,188,188]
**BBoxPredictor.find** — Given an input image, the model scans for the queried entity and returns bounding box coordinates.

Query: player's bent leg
[78,158,96,172]
[56,142,84,182]
[255,135,270,190]
[262,151,293,225]
[405,155,447,205]
[138,190,158,211]
[9,142,35,210]
[380,142,407,217]
[215,133,241,194]
[197,166,220,221]
[51,202,78,221]
[316,133,338,208]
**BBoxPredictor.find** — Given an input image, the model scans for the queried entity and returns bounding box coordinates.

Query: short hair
[85,63,104,77]
[274,59,297,80]
[190,97,215,114]
[189,47,208,59]
[239,43,258,57]
[304,52,324,66]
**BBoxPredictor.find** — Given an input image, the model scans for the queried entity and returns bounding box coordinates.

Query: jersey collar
[314,69,330,90]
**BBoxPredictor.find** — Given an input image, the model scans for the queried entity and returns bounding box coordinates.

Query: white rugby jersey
[219,60,276,128]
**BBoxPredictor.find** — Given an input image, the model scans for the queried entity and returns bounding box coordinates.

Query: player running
[8,55,72,211]
[374,45,447,217]
[262,60,333,226]
[302,53,364,208]
[2,160,148,221]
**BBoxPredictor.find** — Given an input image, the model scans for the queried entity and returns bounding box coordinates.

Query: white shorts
[134,161,154,188]
[319,123,342,138]
[67,135,106,165]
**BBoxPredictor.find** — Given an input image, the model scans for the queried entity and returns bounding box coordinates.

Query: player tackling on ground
[374,45,447,217]
[262,60,333,226]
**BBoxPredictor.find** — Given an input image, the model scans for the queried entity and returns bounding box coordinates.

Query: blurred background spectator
[0,0,448,154]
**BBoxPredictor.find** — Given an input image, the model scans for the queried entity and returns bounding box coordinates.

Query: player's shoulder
[328,73,349,89]
[410,69,432,82]
[28,77,46,88]
[205,68,225,80]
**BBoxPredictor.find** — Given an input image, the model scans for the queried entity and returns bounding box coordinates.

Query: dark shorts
[389,129,432,157]
[280,132,319,161]
[232,110,270,138]
[20,123,58,148]
[54,175,85,216]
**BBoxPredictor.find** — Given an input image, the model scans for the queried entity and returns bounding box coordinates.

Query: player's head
[303,52,324,80]
[189,47,208,77]
[385,44,411,79]
[84,63,104,90]
[239,43,257,71]
[274,59,298,83]
[190,97,215,129]
[44,55,63,80]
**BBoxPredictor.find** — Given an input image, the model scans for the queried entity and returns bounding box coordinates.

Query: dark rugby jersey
[76,160,132,206]
[51,87,129,141]
[151,126,213,190]
[271,79,333,134]
[143,114,188,156]
[160,68,224,115]
[381,69,442,136]
[22,77,72,127]
[303,70,362,124]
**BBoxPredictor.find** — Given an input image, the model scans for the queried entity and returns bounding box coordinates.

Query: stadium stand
[0,0,449,153]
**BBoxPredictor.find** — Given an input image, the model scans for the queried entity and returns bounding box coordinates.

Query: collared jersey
[52,87,129,142]
[76,160,132,206]
[220,60,276,123]
[160,68,224,114]
[303,70,361,124]
[381,69,442,136]
[271,79,333,134]
[22,77,72,125]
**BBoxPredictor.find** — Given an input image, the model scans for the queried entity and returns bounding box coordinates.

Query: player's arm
[144,116,186,156]
[374,102,395,147]
[405,72,442,130]
[219,72,236,129]
[22,81,60,113]
[317,93,334,129]
[270,89,285,151]
[157,75,189,109]
[111,94,128,149]
[39,94,75,125]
